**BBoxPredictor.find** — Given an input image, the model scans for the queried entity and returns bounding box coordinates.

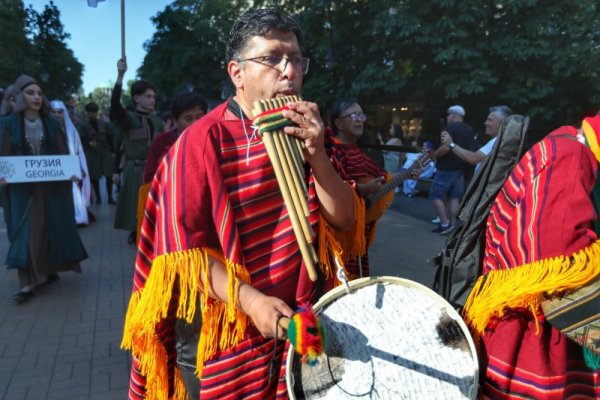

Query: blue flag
[87,0,106,7]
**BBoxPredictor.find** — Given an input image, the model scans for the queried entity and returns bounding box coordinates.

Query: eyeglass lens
[350,112,367,121]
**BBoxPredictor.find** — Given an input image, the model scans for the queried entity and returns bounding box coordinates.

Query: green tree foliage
[138,0,251,108]
[138,0,600,128]
[0,0,37,88]
[382,0,600,125]
[0,1,82,100]
[27,1,83,100]
[86,86,112,116]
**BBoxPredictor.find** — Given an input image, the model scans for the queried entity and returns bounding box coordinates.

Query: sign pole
[121,0,125,58]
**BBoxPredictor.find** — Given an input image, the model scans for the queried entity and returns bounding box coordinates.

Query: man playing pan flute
[121,8,359,400]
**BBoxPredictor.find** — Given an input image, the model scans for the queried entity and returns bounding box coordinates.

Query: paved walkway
[0,196,446,399]
[0,204,134,400]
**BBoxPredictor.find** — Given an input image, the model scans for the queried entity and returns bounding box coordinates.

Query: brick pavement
[0,204,134,400]
[0,194,444,400]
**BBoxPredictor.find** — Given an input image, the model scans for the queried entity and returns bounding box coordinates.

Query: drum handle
[335,256,351,294]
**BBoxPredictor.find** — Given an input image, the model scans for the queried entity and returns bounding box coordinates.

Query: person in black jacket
[430,105,476,235]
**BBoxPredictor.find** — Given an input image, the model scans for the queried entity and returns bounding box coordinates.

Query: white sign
[0,155,81,183]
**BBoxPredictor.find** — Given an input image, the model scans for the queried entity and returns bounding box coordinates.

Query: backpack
[432,115,529,309]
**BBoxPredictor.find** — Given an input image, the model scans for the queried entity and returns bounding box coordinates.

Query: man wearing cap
[441,105,512,171]
[430,105,476,234]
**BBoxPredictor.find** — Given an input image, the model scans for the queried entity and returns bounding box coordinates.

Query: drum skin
[286,276,479,399]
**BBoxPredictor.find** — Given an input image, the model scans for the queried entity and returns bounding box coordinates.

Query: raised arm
[109,58,128,124]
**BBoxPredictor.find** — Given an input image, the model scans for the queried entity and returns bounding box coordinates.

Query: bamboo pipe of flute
[271,130,314,239]
[271,98,309,205]
[265,99,315,256]
[267,99,310,218]
[261,131,318,279]
[254,101,318,280]
[272,96,305,177]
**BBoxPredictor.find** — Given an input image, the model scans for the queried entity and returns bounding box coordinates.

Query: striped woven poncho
[463,119,600,399]
[121,100,361,400]
[330,136,388,278]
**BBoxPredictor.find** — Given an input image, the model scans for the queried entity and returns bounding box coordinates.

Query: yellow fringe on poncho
[318,187,367,283]
[136,182,151,242]
[463,240,600,340]
[121,248,251,400]
[121,189,364,399]
[331,189,367,263]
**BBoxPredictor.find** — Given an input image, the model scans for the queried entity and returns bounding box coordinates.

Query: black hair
[170,91,208,120]
[161,110,172,123]
[226,8,303,62]
[330,98,358,133]
[131,79,156,99]
[85,102,99,112]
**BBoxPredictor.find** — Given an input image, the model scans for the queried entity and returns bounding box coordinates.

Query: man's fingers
[284,125,311,139]
[284,101,320,122]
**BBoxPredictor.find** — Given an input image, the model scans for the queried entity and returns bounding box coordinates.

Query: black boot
[14,290,34,304]
[106,178,116,204]
[91,179,101,204]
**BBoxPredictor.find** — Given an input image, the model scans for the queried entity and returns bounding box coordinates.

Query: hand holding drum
[279,303,325,366]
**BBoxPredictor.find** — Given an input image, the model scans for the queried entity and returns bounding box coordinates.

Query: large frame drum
[286,276,479,399]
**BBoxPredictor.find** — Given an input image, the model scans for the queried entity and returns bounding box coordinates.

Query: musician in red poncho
[463,116,600,399]
[121,9,360,400]
[329,99,422,279]
[329,99,387,279]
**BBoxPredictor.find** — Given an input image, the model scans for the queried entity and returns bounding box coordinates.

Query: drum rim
[286,275,480,399]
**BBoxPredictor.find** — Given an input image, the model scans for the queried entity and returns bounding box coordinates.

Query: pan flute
[252,96,318,281]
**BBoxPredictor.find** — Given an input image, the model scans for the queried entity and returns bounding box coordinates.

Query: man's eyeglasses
[238,55,310,75]
[340,112,367,122]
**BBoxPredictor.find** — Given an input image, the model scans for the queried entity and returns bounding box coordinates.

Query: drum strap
[268,316,286,383]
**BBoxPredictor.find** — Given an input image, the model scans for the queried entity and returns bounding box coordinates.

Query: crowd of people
[0,6,598,400]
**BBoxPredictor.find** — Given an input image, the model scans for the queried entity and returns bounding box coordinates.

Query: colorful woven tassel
[286,303,326,366]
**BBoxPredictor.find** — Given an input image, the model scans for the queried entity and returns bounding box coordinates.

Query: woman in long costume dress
[0,75,88,303]
[50,100,92,225]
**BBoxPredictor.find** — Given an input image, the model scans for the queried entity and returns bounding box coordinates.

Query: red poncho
[463,123,600,399]
[330,136,388,278]
[122,100,358,399]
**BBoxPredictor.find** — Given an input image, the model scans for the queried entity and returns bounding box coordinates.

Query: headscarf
[50,100,92,221]
[12,74,50,115]
[0,84,16,115]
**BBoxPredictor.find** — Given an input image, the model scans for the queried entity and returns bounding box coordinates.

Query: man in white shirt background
[440,105,512,171]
